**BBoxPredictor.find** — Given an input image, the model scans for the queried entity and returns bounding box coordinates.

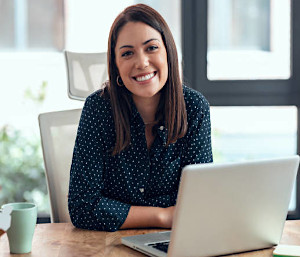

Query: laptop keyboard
[148,241,170,253]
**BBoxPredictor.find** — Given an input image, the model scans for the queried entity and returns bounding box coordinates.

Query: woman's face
[115,22,168,103]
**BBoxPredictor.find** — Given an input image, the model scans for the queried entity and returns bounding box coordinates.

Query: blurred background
[0,0,298,220]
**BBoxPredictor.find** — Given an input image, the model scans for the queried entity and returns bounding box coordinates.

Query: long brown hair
[105,4,187,155]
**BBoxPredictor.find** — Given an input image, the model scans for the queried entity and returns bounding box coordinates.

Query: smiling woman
[68,4,213,232]
[115,22,169,151]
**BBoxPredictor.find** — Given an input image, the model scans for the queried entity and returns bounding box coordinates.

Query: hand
[0,206,12,237]
[157,206,175,228]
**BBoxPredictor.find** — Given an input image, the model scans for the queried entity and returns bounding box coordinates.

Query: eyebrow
[119,38,160,49]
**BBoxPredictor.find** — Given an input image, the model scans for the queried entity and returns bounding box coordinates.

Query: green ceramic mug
[1,202,37,254]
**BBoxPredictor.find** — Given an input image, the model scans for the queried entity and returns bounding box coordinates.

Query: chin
[140,90,161,98]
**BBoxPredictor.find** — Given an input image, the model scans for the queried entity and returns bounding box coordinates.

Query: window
[0,0,64,51]
[182,0,300,218]
[208,0,290,80]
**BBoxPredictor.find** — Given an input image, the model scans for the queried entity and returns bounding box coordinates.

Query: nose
[135,52,149,69]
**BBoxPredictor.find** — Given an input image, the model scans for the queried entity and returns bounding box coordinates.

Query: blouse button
[159,126,164,131]
[139,188,144,193]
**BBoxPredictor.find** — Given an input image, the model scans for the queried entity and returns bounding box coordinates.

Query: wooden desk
[0,221,299,257]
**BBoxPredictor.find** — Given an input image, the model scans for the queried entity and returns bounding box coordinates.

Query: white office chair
[64,51,108,101]
[39,109,82,223]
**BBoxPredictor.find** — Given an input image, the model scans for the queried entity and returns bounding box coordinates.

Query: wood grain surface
[0,221,299,257]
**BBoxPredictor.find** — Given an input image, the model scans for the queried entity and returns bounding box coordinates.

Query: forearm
[120,206,173,229]
[68,193,131,232]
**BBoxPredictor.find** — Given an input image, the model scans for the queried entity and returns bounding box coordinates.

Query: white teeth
[136,72,155,82]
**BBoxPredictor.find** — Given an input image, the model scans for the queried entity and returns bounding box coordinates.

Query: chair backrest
[64,51,108,101]
[38,109,82,223]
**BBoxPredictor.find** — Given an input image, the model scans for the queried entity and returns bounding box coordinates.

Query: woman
[68,4,213,232]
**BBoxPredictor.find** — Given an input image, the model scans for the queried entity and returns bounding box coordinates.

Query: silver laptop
[122,156,299,257]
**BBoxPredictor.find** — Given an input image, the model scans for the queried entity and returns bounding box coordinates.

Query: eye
[121,51,133,57]
[147,45,158,51]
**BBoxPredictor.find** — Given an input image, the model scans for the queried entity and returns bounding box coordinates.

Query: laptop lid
[168,156,299,257]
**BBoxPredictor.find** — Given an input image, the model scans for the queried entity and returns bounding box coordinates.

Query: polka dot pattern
[68,85,213,231]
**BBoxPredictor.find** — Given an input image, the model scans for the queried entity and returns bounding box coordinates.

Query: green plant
[0,81,49,212]
[24,81,47,105]
[0,126,48,212]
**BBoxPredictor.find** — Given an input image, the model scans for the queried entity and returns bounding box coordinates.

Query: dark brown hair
[105,4,187,155]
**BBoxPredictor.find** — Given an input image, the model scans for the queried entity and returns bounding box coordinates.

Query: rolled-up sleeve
[68,95,131,232]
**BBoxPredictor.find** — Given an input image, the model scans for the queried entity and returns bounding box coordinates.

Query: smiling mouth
[134,72,156,82]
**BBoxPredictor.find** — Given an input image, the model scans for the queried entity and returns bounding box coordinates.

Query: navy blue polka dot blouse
[68,85,213,231]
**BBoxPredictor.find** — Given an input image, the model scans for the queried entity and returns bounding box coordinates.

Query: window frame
[182,0,300,219]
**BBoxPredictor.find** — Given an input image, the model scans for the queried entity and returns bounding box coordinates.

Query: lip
[132,71,157,83]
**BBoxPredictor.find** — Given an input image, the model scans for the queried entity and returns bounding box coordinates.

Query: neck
[132,93,161,124]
